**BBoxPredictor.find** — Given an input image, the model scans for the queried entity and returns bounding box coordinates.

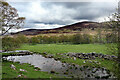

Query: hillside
[11,21,103,35]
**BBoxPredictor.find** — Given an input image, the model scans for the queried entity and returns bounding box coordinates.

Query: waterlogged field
[2,44,119,78]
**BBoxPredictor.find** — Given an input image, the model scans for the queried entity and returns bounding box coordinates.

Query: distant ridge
[54,21,100,30]
[11,21,102,35]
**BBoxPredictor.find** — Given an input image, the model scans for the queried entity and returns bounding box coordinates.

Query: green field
[18,44,118,76]
[2,61,60,78]
[2,43,119,78]
[18,44,110,55]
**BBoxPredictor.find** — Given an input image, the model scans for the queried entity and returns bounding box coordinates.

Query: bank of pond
[1,50,119,79]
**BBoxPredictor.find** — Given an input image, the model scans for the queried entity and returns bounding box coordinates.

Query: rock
[75,53,82,57]
[69,66,73,69]
[34,69,38,71]
[79,68,83,71]
[63,53,68,55]
[15,50,30,53]
[34,67,41,70]
[67,53,76,57]
[71,75,74,78]
[101,75,109,79]
[72,63,75,66]
[94,61,98,63]
[73,57,76,60]
[83,61,86,63]
[75,67,78,70]
[3,51,14,53]
[56,53,60,55]
[84,56,89,59]
[62,56,67,58]
[95,76,100,79]
[66,52,117,61]
[92,68,97,73]
[91,56,96,59]
[87,74,90,77]
[111,55,117,59]
[98,53,103,56]
[43,52,47,55]
[54,57,61,61]
[91,52,96,56]
[64,72,68,75]
[10,64,16,70]
[17,74,22,78]
[88,60,92,63]
[62,63,66,67]
[20,69,27,72]
[45,54,54,58]
[66,69,69,72]
[95,54,99,57]
[17,74,27,78]
[50,70,55,73]
[87,53,92,55]
[106,69,110,74]
[0,50,2,53]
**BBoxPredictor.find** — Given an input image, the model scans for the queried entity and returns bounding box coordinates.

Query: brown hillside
[11,21,103,35]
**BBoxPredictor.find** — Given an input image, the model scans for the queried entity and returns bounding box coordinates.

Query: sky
[6,0,119,32]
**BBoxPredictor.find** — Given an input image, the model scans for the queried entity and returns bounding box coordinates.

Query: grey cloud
[42,2,91,8]
[41,2,116,23]
[9,2,117,29]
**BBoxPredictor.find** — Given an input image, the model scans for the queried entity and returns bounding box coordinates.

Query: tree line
[2,33,117,51]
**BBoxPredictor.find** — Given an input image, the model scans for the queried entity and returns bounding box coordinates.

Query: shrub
[82,34,92,44]
[58,35,70,43]
[105,33,118,43]
[27,34,97,44]
[15,34,28,43]
[29,37,40,45]
[2,36,21,51]
[72,34,83,44]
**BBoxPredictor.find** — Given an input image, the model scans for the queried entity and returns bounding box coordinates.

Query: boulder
[19,69,27,72]
[10,64,16,70]
[43,52,47,55]
[45,54,54,58]
[50,70,55,73]
[67,53,76,57]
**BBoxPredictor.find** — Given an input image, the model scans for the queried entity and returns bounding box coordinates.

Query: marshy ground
[1,44,119,79]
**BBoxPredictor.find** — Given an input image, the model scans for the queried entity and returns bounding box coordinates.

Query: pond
[3,54,115,78]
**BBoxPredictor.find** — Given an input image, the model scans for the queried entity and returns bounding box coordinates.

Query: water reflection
[3,54,115,78]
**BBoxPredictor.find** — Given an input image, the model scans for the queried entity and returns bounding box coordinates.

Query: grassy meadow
[1,0,120,79]
[19,44,109,55]
[2,61,61,78]
[17,44,118,77]
[2,43,119,78]
[2,32,119,78]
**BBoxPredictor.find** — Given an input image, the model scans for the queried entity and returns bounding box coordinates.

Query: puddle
[3,54,115,78]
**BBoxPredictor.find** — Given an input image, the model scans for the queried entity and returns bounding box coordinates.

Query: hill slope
[12,21,102,35]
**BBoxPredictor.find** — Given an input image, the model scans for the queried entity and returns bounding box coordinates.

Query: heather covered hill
[54,21,101,30]
[11,21,103,35]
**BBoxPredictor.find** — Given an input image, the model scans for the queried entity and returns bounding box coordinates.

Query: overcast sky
[7,0,118,32]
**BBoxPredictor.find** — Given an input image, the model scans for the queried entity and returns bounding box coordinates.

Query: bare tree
[0,0,25,36]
